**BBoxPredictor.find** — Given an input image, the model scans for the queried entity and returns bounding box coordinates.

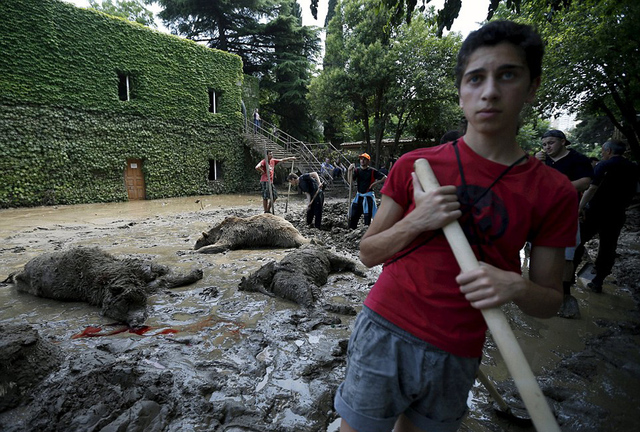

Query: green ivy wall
[0,0,255,207]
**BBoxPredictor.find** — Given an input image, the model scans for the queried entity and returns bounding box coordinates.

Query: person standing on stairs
[255,150,295,213]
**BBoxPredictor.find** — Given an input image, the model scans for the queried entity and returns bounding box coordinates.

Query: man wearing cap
[536,129,593,318]
[347,153,386,229]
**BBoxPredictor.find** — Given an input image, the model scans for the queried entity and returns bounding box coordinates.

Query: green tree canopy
[496,0,640,161]
[89,0,156,27]
[151,0,320,141]
[309,1,461,163]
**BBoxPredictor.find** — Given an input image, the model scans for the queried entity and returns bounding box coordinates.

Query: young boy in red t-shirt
[335,20,577,432]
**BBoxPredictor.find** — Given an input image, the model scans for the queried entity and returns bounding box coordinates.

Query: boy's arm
[255,160,265,173]
[455,245,564,318]
[359,172,461,267]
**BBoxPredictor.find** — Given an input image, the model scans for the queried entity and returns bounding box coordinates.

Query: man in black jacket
[574,139,639,292]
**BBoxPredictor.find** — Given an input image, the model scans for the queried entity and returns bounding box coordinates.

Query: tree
[259,1,321,141]
[309,1,461,164]
[151,0,320,140]
[89,0,156,27]
[497,0,640,161]
[152,0,274,75]
[310,0,397,165]
[386,13,461,153]
[310,0,571,36]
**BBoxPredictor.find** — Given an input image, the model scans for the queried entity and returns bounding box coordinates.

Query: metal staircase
[243,120,350,188]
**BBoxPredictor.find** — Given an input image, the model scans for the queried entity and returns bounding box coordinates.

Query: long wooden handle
[413,158,560,432]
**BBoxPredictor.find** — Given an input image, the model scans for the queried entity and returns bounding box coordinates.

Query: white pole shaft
[413,158,560,432]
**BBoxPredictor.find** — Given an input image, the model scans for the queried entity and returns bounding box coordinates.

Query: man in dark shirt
[287,171,324,229]
[574,139,639,292]
[536,129,593,318]
[347,153,386,229]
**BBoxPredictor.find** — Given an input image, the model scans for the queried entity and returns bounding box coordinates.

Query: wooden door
[124,159,146,200]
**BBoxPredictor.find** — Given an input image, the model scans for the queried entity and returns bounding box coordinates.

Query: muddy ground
[0,188,639,432]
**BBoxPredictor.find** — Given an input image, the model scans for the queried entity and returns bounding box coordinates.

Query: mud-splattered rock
[0,323,63,412]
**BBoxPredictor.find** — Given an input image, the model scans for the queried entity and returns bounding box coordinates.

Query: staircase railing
[245,118,352,187]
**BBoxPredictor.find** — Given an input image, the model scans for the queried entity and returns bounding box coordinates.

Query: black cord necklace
[384,139,528,267]
[453,140,528,261]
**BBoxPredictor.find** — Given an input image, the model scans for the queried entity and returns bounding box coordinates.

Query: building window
[118,73,131,101]
[208,159,224,180]
[208,89,220,113]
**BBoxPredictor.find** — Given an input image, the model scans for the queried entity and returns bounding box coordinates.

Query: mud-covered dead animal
[6,246,203,327]
[194,213,309,254]
[238,244,366,309]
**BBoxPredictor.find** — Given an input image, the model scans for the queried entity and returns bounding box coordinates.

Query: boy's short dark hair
[455,20,544,88]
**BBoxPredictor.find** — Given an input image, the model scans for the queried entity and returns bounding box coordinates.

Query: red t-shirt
[257,158,282,183]
[364,138,578,358]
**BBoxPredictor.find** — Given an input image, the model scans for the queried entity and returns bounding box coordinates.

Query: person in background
[255,150,295,213]
[347,153,386,229]
[536,129,593,319]
[574,139,639,292]
[253,108,261,133]
[287,172,325,229]
[335,20,577,432]
[321,158,335,183]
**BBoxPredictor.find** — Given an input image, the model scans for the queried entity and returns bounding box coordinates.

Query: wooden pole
[264,145,274,214]
[413,158,560,432]
[347,169,353,223]
[285,160,295,214]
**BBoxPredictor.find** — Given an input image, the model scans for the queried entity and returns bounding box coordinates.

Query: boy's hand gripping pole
[414,158,560,432]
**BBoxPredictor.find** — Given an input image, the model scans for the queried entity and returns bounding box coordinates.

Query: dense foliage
[0,0,252,207]
[153,0,321,141]
[309,1,461,165]
[89,0,156,27]
[494,0,640,160]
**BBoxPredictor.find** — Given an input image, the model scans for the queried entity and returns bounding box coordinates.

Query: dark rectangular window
[118,73,130,101]
[208,159,224,180]
[208,89,220,113]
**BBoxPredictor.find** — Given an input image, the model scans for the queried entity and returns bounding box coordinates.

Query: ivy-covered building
[0,0,257,207]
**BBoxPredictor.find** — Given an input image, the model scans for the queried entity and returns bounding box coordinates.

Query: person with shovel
[287,171,325,229]
[255,150,295,213]
[335,20,578,432]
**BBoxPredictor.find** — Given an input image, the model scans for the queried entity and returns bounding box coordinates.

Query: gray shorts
[260,181,277,200]
[335,307,479,432]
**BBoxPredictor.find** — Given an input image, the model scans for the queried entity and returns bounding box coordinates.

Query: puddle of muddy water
[1,196,639,432]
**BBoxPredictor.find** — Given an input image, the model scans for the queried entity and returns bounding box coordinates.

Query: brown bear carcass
[194,213,309,254]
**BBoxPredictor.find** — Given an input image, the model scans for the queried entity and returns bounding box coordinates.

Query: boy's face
[458,42,540,137]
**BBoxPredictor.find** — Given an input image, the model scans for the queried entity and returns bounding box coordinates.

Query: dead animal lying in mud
[194,213,309,254]
[239,244,366,311]
[5,246,203,327]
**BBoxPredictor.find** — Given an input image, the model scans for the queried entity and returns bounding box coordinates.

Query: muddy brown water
[1,194,639,431]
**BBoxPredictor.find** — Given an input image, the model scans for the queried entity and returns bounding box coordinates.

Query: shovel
[577,261,596,281]
[477,368,532,427]
[414,158,560,432]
